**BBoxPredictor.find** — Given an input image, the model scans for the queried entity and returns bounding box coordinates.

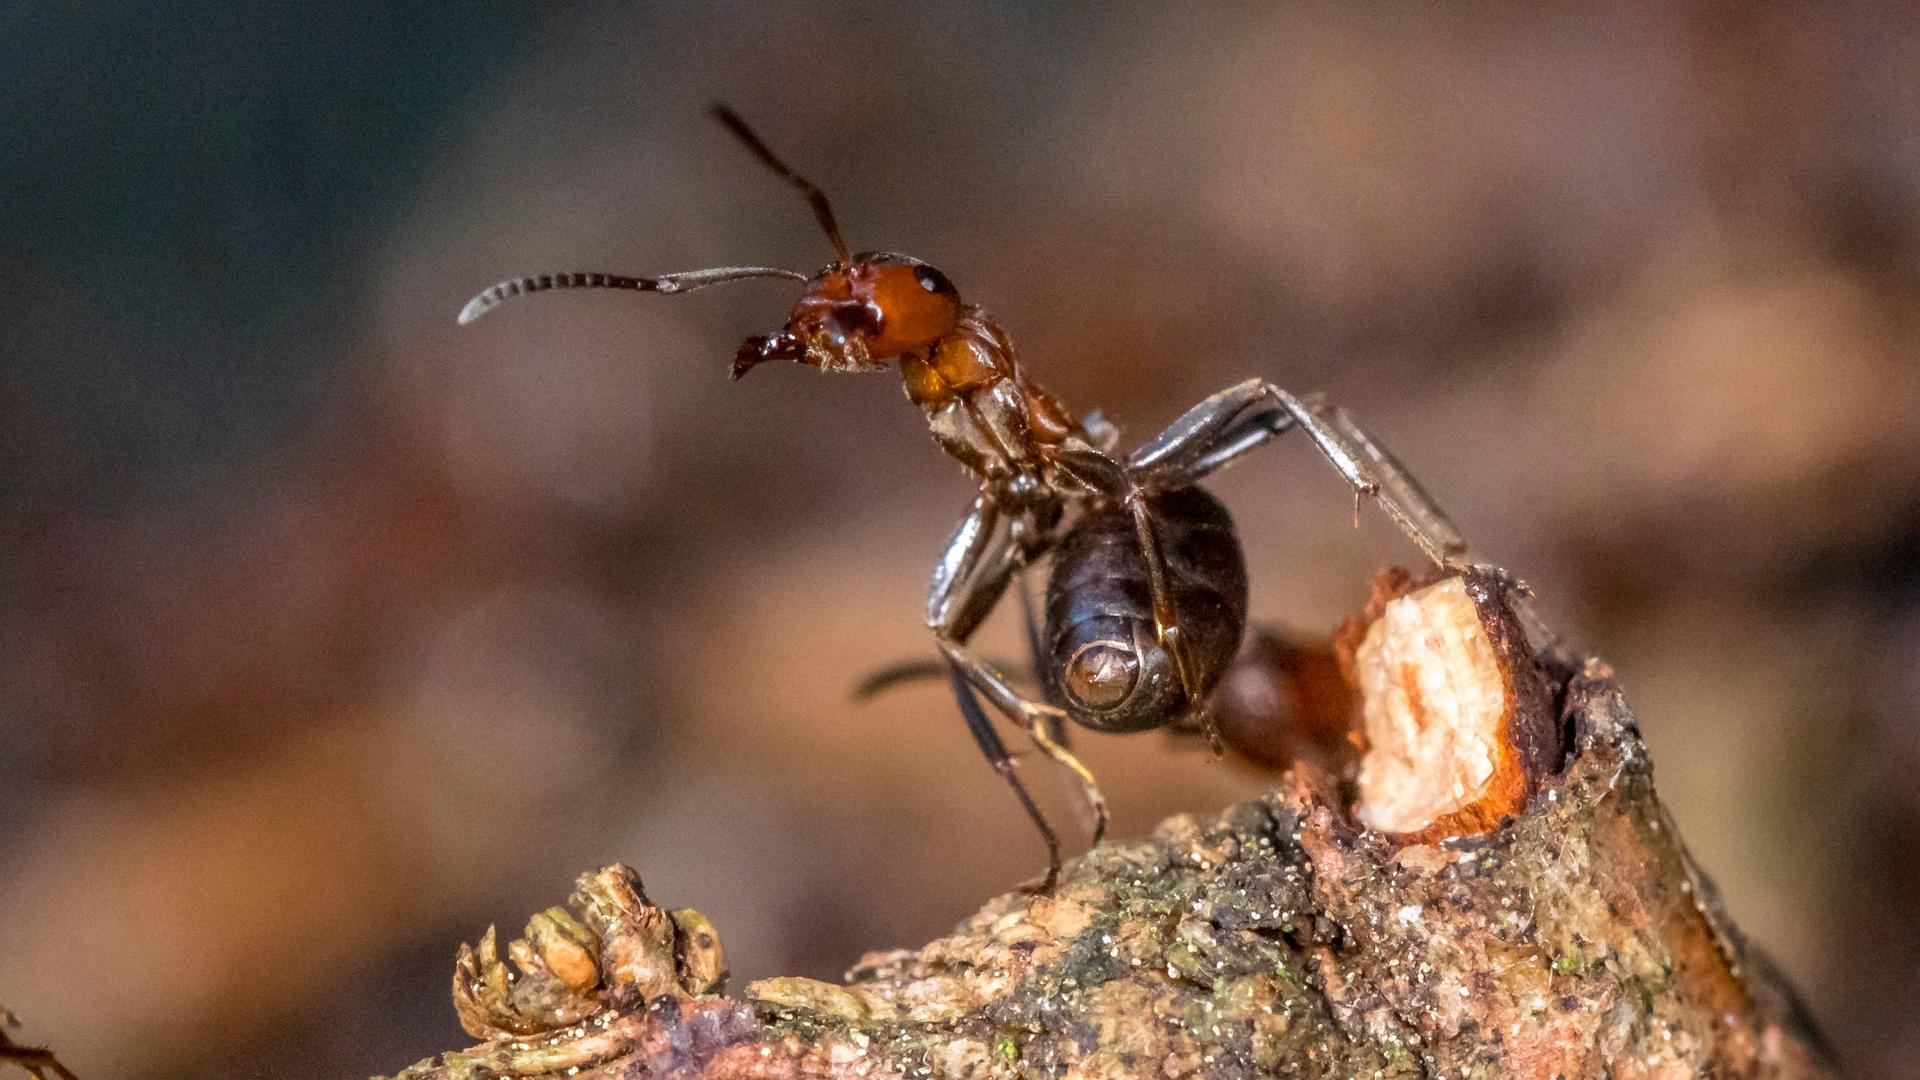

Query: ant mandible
[460,106,1469,891]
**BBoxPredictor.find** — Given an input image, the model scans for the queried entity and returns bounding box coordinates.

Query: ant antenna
[710,104,853,267]
[458,266,808,326]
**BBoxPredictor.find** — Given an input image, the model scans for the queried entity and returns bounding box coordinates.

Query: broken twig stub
[385,572,1835,1080]
[1350,570,1561,840]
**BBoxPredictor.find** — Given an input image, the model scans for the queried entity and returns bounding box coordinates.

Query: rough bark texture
[383,619,1836,1079]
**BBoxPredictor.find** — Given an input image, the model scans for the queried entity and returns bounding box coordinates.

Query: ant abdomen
[1044,487,1249,733]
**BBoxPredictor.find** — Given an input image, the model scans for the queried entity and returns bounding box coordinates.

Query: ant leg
[1172,405,1311,482]
[855,655,1029,700]
[935,638,1109,848]
[1015,567,1048,689]
[1127,378,1313,484]
[924,492,1102,884]
[1262,391,1469,569]
[1121,488,1222,755]
[1131,379,1468,569]
[927,493,1006,637]
[1028,717,1105,844]
[856,507,1036,703]
[0,1042,75,1080]
[1051,446,1220,751]
[945,662,1061,893]
[1014,568,1071,749]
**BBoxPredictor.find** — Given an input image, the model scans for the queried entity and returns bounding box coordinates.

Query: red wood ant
[460,106,1468,890]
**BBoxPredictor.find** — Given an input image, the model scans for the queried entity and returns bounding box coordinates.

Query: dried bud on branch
[421,866,733,1076]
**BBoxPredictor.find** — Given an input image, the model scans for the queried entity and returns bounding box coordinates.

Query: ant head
[735,252,962,378]
[707,106,964,378]
[456,105,963,379]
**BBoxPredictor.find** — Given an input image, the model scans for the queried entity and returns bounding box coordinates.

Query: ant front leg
[1013,565,1071,750]
[924,493,1107,889]
[928,495,1109,873]
[1128,379,1470,570]
[859,521,1055,704]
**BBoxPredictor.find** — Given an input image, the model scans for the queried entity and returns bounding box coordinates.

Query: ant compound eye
[1066,640,1140,711]
[914,265,955,295]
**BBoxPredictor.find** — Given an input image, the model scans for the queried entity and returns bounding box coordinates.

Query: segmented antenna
[457,266,808,325]
[710,104,852,267]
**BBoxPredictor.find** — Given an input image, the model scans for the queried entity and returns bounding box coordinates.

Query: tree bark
[383,573,1837,1080]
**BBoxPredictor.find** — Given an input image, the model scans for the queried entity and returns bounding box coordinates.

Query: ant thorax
[896,308,1083,496]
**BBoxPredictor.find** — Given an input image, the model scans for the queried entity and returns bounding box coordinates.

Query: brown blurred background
[3,3,1918,1076]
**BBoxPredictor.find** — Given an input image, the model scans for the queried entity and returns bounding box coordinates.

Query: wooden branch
[382,570,1837,1080]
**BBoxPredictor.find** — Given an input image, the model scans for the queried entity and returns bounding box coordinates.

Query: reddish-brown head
[733,252,962,378]
[455,106,966,380]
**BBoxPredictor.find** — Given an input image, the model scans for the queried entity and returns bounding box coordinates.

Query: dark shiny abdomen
[1044,485,1248,732]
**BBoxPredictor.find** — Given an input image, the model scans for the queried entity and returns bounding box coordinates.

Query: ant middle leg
[1013,566,1071,749]
[853,655,1027,700]
[934,636,1109,849]
[0,1026,75,1080]
[1119,488,1220,754]
[1129,379,1469,569]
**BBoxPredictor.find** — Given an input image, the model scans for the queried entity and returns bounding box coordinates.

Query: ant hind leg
[1130,379,1470,570]
[1119,489,1222,756]
[1310,401,1470,570]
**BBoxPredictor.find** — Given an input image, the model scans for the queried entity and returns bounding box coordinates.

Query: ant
[459,106,1469,891]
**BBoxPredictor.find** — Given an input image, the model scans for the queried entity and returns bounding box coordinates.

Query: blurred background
[3,3,1917,1076]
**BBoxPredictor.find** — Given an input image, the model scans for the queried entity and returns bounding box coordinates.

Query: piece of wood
[383,574,1837,1080]
[1351,570,1560,839]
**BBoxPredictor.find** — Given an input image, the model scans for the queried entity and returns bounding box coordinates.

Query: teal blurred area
[2,3,1917,1076]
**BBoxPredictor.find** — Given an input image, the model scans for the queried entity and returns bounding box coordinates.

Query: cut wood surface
[384,571,1837,1080]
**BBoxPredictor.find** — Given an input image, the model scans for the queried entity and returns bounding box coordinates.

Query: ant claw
[1018,865,1062,895]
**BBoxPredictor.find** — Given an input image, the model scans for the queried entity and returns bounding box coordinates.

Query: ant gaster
[460,105,1469,891]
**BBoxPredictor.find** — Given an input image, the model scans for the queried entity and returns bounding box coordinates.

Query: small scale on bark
[384,569,1836,1080]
